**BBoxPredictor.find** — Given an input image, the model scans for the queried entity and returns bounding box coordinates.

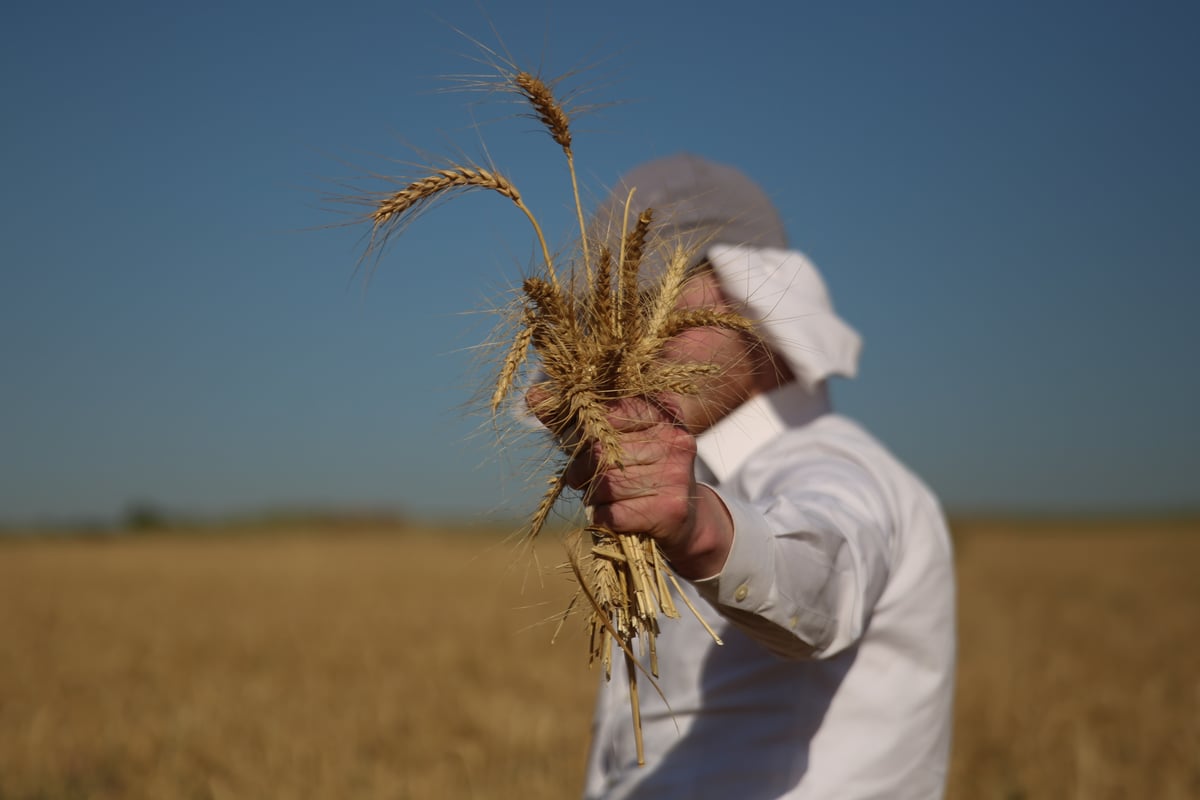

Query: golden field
[1,518,1197,799]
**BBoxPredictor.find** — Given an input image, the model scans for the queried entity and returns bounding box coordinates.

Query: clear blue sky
[2,1,1197,525]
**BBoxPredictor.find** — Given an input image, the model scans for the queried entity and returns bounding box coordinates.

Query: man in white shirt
[551,154,956,799]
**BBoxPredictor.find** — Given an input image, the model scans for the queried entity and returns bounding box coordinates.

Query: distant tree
[123,501,169,532]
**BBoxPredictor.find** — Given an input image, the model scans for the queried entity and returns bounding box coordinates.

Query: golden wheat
[514,72,572,152]
[372,167,520,223]
[357,61,756,767]
[365,165,559,289]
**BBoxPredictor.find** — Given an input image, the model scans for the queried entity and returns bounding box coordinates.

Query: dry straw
[358,68,752,766]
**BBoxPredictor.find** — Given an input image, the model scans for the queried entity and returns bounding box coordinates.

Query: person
[539,154,956,799]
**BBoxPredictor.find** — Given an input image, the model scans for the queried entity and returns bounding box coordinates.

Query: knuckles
[534,394,699,544]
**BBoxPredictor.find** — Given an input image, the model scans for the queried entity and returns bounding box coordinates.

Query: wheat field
[1,518,1197,799]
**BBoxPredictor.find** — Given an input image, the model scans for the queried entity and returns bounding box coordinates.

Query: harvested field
[1,518,1197,799]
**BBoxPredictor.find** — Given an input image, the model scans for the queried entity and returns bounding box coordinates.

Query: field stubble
[1,519,1197,799]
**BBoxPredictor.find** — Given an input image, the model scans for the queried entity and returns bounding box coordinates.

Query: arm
[571,396,894,661]
[694,467,895,660]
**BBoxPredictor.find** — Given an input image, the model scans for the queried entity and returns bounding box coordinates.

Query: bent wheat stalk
[368,165,559,290]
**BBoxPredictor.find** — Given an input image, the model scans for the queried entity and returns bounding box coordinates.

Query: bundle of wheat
[357,66,751,766]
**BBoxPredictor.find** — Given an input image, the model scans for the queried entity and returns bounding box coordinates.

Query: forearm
[691,490,891,660]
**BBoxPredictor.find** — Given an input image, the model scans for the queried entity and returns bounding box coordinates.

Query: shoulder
[732,414,943,528]
[740,414,898,478]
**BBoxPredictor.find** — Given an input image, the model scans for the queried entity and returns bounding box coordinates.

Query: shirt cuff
[692,489,835,653]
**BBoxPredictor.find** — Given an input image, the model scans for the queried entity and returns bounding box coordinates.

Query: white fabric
[706,244,862,388]
[582,381,957,799]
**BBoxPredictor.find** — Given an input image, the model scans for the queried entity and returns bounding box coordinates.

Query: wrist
[666,485,734,581]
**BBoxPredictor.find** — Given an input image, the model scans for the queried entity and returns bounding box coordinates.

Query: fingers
[577,422,697,545]
[588,458,696,546]
[524,389,696,542]
[561,427,675,491]
[603,397,663,432]
[526,386,681,434]
[525,388,683,476]
[583,457,664,504]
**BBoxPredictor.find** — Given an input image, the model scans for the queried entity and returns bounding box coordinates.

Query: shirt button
[734,583,749,602]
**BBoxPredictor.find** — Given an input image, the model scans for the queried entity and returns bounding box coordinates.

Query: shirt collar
[694,380,831,484]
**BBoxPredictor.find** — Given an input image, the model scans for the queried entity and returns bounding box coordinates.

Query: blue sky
[2,1,1197,525]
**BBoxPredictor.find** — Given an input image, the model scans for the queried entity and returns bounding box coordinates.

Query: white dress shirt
[582,380,956,799]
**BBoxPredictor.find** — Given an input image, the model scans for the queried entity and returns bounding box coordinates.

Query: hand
[528,390,733,580]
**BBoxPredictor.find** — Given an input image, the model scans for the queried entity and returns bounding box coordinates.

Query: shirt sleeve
[691,453,896,661]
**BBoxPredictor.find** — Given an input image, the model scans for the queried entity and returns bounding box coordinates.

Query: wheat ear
[371,166,559,290]
[491,310,535,415]
[513,71,590,279]
[619,207,653,338]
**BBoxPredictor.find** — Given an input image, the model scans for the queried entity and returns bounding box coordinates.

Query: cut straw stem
[625,651,646,766]
[667,571,724,646]
[651,541,679,619]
